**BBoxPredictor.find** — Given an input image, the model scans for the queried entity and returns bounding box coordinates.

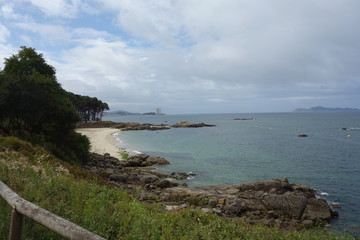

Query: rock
[109,173,127,182]
[208,198,218,208]
[234,118,255,120]
[217,198,226,205]
[82,156,338,231]
[329,203,341,208]
[156,179,178,189]
[302,198,332,222]
[140,174,159,184]
[236,178,290,192]
[164,204,188,212]
[264,194,308,219]
[125,159,142,167]
[127,154,149,162]
[172,120,216,128]
[145,156,170,165]
[301,219,314,228]
[292,184,310,192]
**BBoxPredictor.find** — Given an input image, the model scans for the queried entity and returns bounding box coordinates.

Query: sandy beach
[76,128,121,158]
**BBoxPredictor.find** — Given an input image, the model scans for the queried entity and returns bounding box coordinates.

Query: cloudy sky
[1,0,359,114]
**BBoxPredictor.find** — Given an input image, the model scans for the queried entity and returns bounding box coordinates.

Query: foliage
[119,151,129,159]
[0,137,355,240]
[66,92,109,122]
[0,46,97,163]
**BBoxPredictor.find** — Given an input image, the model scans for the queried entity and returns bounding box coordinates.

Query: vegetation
[66,92,109,122]
[0,136,355,240]
[0,46,110,163]
[0,47,355,239]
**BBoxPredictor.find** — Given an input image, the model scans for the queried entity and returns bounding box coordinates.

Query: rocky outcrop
[172,120,216,128]
[114,122,171,131]
[77,120,215,131]
[84,153,338,230]
[234,118,256,120]
[121,154,170,167]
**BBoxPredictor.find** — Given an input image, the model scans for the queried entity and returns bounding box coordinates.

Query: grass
[119,151,129,160]
[0,136,356,240]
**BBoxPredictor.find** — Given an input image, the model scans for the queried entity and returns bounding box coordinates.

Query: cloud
[24,0,80,18]
[0,24,10,42]
[1,0,360,113]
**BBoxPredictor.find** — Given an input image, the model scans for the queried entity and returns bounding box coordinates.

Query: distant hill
[103,110,141,116]
[293,106,360,112]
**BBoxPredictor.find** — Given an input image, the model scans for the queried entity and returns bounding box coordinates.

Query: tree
[0,46,91,163]
[66,92,109,122]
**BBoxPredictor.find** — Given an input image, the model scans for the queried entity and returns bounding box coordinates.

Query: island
[293,106,360,112]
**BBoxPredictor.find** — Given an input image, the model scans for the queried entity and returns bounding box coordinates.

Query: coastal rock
[156,179,179,189]
[236,178,291,192]
[121,154,170,167]
[264,194,308,219]
[140,174,160,184]
[146,156,170,165]
[302,198,332,222]
[234,118,255,120]
[172,120,216,128]
[83,155,336,230]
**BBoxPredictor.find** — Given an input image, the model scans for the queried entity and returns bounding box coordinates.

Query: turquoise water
[104,112,360,235]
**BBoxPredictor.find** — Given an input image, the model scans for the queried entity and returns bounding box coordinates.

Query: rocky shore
[84,152,338,230]
[77,120,215,131]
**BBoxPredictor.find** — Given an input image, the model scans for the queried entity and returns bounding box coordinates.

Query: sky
[0,0,360,114]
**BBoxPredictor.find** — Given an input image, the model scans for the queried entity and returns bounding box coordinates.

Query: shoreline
[76,128,123,158]
[76,124,338,230]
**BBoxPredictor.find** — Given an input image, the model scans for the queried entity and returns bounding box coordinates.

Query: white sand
[76,128,122,158]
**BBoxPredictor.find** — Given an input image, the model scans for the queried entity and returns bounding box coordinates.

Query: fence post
[9,209,24,240]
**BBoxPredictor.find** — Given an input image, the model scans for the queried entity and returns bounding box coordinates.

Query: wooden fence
[0,181,106,240]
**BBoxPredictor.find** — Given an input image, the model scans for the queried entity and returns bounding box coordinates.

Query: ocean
[103,112,360,236]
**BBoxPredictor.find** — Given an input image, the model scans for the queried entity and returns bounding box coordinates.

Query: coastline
[75,122,339,230]
[76,128,123,158]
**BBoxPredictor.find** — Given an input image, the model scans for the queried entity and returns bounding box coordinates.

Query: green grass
[0,136,356,240]
[119,151,129,160]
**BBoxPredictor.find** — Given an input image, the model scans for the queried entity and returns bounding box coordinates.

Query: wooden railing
[0,181,106,240]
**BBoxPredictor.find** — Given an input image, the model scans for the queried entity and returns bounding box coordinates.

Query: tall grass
[0,136,355,239]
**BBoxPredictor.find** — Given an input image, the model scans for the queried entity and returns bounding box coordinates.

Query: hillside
[0,136,354,240]
[294,106,360,112]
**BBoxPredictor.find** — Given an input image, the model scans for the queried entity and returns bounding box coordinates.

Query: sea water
[103,112,360,236]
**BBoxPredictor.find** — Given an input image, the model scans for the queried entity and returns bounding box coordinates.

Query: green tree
[0,46,90,163]
[66,92,109,122]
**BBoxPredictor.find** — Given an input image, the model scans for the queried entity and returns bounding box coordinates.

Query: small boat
[298,134,308,137]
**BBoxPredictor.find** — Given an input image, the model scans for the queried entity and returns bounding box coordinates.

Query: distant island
[103,109,166,116]
[293,106,360,112]
[103,110,141,116]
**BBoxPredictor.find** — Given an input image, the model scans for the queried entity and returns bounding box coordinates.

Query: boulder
[109,173,128,182]
[172,120,216,128]
[302,198,332,222]
[145,156,170,165]
[156,179,179,189]
[236,178,290,192]
[264,194,308,219]
[140,174,160,184]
